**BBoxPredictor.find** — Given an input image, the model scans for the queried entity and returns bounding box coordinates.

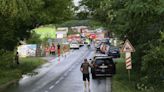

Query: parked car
[94,39,101,47]
[70,41,80,49]
[107,46,120,58]
[95,38,110,53]
[101,38,110,45]
[95,42,101,52]
[91,55,116,79]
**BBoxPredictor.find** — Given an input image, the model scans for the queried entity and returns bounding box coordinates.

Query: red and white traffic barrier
[125,52,132,69]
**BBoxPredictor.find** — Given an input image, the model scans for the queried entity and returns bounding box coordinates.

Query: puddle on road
[26,72,38,76]
[2,72,39,92]
[21,71,38,80]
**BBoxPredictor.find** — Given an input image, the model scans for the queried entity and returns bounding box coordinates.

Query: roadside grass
[17,57,46,74]
[112,57,140,92]
[0,57,45,86]
[112,56,164,92]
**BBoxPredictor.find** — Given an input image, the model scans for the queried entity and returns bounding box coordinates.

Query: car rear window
[71,42,78,44]
[95,58,113,65]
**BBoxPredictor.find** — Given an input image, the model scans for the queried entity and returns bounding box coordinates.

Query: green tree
[0,0,74,51]
[41,0,74,24]
[76,11,89,19]
[141,32,164,89]
[26,32,42,44]
[0,0,44,50]
[80,0,164,89]
[59,19,102,29]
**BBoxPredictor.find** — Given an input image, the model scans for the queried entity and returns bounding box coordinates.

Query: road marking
[49,85,54,90]
[64,72,68,76]
[55,80,60,84]
[59,77,64,81]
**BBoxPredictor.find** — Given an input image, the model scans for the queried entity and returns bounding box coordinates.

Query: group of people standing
[45,43,63,57]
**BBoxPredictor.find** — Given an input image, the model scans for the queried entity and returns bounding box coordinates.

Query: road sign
[121,39,135,52]
[121,39,135,81]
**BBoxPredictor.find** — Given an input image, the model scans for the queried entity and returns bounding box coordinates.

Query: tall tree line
[0,0,74,50]
[79,0,164,89]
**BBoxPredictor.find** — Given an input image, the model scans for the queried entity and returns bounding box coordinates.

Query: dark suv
[91,56,116,79]
[108,46,120,58]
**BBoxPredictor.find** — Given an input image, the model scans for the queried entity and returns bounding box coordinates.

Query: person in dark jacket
[15,52,19,65]
[57,43,60,57]
[80,59,92,90]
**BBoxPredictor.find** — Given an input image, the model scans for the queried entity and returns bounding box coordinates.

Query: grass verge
[112,56,164,92]
[0,57,45,86]
[112,57,139,92]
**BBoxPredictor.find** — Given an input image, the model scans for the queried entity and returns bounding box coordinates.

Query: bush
[17,57,45,74]
[26,32,42,44]
[0,56,45,85]
[0,49,46,85]
[0,50,14,69]
[141,45,164,89]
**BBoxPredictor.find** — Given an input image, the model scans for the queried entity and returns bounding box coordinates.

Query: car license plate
[101,69,105,72]
[112,51,117,53]
[99,65,108,68]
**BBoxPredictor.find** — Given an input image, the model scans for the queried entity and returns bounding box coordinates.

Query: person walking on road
[57,43,60,57]
[62,45,67,57]
[80,59,92,91]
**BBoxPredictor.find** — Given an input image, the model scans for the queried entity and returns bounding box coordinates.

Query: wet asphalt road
[4,46,111,92]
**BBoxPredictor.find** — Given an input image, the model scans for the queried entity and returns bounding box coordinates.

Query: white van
[70,41,80,49]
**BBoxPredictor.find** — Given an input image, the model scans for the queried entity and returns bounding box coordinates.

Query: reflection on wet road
[3,46,111,92]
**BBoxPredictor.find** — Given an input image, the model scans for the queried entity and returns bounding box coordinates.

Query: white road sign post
[121,39,135,81]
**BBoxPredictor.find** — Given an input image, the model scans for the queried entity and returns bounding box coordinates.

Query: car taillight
[108,64,113,67]
[94,64,97,67]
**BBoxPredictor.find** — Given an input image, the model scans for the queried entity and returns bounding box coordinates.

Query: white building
[57,27,68,33]
[56,27,69,38]
[71,26,88,33]
[56,31,68,38]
